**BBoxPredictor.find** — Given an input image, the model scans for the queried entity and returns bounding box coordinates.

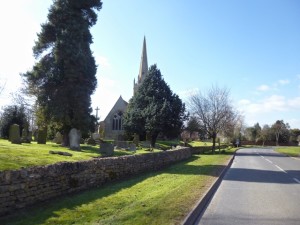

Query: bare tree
[260,124,271,146]
[271,120,290,146]
[189,85,238,153]
[0,80,6,95]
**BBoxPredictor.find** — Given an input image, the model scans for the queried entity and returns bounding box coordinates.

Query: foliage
[244,122,261,142]
[123,64,187,147]
[21,0,103,145]
[185,116,206,140]
[259,124,271,146]
[186,116,200,133]
[271,120,290,145]
[0,105,29,139]
[289,128,300,144]
[188,85,238,153]
[0,153,234,225]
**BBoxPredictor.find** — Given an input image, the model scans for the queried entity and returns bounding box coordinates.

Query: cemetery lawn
[0,149,236,225]
[275,146,300,157]
[188,141,213,147]
[0,139,181,171]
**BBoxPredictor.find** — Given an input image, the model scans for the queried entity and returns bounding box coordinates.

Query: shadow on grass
[0,155,227,225]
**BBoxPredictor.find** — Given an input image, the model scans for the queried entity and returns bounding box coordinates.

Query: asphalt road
[196,148,300,225]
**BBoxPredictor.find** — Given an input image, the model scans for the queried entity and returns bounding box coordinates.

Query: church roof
[102,96,128,122]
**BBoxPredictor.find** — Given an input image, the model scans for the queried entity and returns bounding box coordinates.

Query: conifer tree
[22,0,102,145]
[123,64,187,147]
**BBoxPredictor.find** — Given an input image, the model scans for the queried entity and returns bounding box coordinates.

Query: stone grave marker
[9,124,21,144]
[37,128,47,144]
[100,142,114,156]
[129,143,136,152]
[53,131,63,144]
[69,128,81,150]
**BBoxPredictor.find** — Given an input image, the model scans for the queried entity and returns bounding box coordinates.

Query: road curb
[181,151,237,225]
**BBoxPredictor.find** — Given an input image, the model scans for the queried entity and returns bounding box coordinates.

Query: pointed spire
[138,36,148,83]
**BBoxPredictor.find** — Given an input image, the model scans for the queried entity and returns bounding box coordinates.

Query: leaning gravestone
[99,143,114,156]
[9,124,21,144]
[37,128,47,144]
[69,128,81,150]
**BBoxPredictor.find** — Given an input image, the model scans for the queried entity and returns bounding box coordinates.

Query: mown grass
[188,141,213,147]
[0,139,165,171]
[0,139,195,171]
[275,146,300,157]
[0,150,235,225]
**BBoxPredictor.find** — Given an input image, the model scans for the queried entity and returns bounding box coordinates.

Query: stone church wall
[0,147,192,216]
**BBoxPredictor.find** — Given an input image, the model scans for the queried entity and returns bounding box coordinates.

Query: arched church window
[112,111,123,130]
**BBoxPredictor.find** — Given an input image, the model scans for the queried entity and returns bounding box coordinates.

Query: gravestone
[140,141,151,148]
[37,128,47,144]
[133,133,139,146]
[69,128,81,150]
[53,131,63,144]
[92,133,100,140]
[99,143,114,156]
[9,124,21,144]
[115,141,129,149]
[21,128,31,143]
[129,143,136,152]
[86,137,96,146]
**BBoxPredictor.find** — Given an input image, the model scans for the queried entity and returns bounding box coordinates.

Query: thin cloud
[278,79,290,85]
[178,88,199,99]
[257,85,270,91]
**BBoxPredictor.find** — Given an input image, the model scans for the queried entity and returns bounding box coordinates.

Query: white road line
[293,178,300,184]
[275,165,287,173]
[291,157,300,161]
[265,159,273,164]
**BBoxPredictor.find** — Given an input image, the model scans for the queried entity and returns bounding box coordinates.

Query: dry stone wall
[0,148,192,216]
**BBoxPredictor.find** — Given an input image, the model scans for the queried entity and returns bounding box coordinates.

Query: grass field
[0,139,171,171]
[275,146,300,157]
[0,149,235,225]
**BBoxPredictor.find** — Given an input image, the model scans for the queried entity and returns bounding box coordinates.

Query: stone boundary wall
[0,147,192,216]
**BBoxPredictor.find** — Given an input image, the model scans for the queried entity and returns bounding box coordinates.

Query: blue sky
[0,0,300,128]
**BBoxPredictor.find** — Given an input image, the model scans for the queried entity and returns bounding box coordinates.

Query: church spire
[138,36,148,83]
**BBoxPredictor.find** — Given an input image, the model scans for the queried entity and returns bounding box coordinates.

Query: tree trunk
[62,130,70,147]
[150,132,159,150]
[275,133,279,146]
[212,132,216,154]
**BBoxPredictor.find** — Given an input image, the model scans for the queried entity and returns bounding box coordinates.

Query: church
[99,37,148,140]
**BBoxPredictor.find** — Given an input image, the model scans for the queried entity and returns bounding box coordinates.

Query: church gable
[100,37,149,140]
[100,96,128,140]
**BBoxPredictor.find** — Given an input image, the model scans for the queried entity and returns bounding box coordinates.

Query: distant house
[99,37,149,140]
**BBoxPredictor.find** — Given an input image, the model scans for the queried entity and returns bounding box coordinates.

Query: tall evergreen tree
[123,64,187,147]
[22,0,102,145]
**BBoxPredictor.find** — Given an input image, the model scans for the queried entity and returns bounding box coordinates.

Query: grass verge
[275,146,300,157]
[0,150,236,225]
